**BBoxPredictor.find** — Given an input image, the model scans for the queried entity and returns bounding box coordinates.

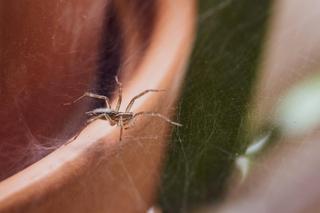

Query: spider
[71,76,182,141]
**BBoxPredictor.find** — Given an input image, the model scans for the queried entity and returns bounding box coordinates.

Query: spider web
[0,1,121,181]
[0,0,272,212]
[158,0,272,212]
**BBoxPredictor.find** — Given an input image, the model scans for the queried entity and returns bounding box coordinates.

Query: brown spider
[71,76,182,141]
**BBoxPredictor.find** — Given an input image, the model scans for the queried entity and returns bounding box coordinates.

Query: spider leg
[125,89,166,112]
[67,92,111,108]
[87,114,106,123]
[133,112,182,126]
[66,114,105,144]
[118,117,124,141]
[115,76,122,112]
[66,114,114,145]
[103,114,118,126]
[87,113,117,126]
[66,128,83,144]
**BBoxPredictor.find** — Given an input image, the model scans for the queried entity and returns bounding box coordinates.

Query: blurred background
[2,0,320,212]
[159,0,320,212]
[159,0,271,211]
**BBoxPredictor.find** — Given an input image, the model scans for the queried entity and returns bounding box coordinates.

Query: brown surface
[0,0,107,180]
[0,0,196,212]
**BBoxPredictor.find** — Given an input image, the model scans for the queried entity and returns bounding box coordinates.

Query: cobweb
[158,0,272,212]
[0,1,122,181]
[0,0,271,212]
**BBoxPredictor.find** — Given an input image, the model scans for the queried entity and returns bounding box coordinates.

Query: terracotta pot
[0,0,196,212]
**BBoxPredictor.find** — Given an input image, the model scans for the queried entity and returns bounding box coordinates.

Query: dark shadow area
[92,3,123,108]
[0,2,123,181]
[159,0,272,211]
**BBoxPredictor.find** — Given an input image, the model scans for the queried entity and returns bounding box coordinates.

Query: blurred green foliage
[159,0,271,212]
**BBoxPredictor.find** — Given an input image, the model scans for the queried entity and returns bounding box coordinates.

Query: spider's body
[86,108,134,126]
[72,76,181,141]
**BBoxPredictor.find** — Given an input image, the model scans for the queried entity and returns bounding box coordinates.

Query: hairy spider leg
[115,76,122,112]
[67,114,106,143]
[71,92,111,108]
[118,117,124,141]
[125,89,166,112]
[87,113,114,125]
[133,112,182,126]
[87,114,106,123]
[66,114,114,144]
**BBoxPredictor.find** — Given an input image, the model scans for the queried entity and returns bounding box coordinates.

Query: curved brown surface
[0,0,196,213]
[0,0,108,180]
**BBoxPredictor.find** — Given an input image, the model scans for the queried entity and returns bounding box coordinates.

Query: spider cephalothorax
[86,108,134,126]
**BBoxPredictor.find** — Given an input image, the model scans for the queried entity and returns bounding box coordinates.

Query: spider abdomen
[86,108,116,116]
